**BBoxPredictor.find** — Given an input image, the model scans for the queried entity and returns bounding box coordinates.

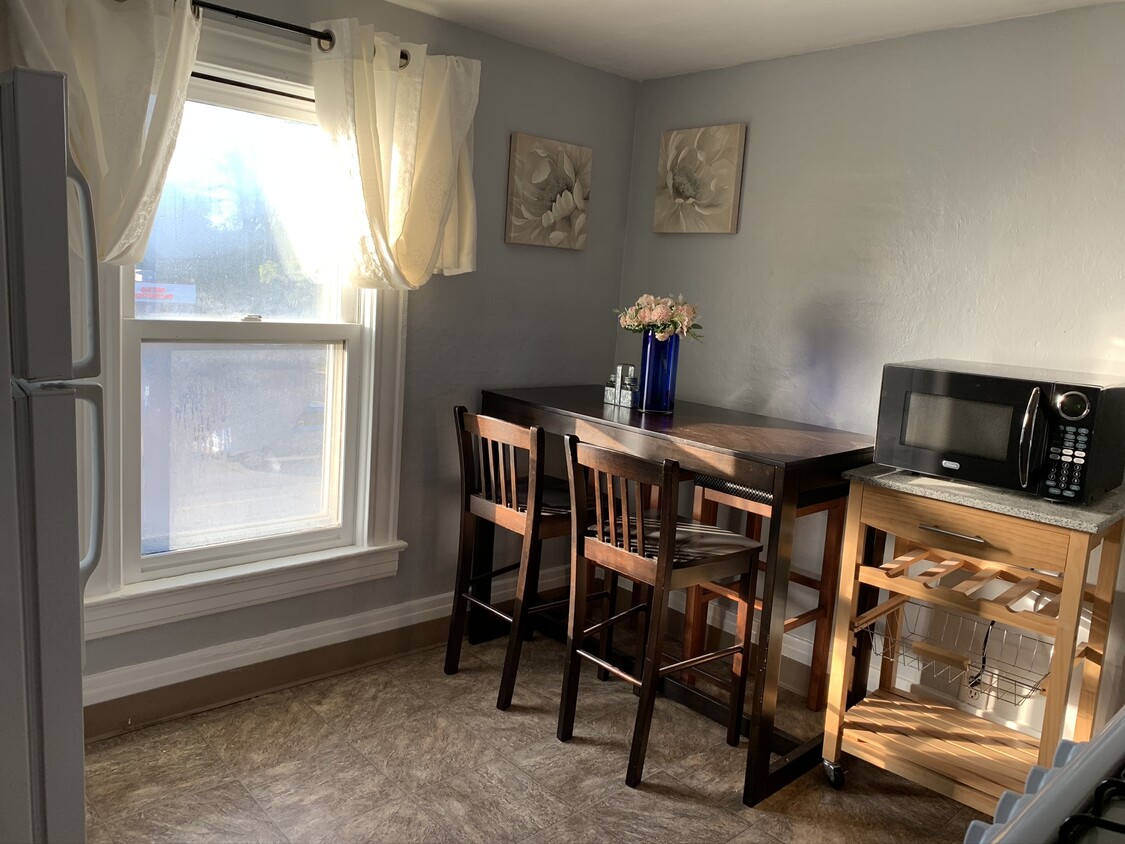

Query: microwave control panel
[1043,422,1090,500]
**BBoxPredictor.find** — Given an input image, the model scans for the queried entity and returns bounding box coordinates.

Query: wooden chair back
[454,405,545,536]
[564,434,679,586]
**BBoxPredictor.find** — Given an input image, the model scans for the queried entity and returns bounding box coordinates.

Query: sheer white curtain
[0,0,200,264]
[311,20,480,290]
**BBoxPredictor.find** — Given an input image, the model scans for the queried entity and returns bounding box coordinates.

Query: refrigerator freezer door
[0,68,73,381]
[1,384,87,843]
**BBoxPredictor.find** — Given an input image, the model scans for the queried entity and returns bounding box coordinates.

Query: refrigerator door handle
[36,381,106,591]
[66,156,101,381]
[72,383,104,591]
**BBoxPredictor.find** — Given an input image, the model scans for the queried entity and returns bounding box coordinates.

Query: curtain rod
[191,1,411,67]
[188,70,315,103]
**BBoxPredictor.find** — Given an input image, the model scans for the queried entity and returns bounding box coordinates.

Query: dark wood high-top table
[479,385,874,806]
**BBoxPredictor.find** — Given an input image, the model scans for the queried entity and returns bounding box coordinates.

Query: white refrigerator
[0,67,103,843]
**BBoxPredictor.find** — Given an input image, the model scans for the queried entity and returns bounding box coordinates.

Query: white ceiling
[385,0,1115,79]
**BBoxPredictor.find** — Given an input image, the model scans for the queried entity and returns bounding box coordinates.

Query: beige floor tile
[298,796,466,844]
[240,743,403,840]
[84,721,233,820]
[732,765,947,844]
[295,666,437,739]
[99,780,286,844]
[448,683,562,756]
[381,645,500,707]
[189,688,344,775]
[579,692,730,773]
[726,823,789,844]
[412,757,573,844]
[506,732,636,807]
[85,793,101,830]
[352,710,501,793]
[524,770,751,844]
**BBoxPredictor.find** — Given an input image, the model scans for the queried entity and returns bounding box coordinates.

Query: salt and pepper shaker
[603,363,637,407]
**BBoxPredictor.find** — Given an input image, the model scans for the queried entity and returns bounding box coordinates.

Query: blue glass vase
[638,330,680,413]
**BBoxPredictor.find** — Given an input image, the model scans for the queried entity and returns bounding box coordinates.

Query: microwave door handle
[67,156,101,380]
[1018,386,1041,489]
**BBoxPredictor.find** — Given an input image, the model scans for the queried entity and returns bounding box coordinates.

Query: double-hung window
[119,71,378,584]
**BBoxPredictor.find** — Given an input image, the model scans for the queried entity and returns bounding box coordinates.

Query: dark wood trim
[83,617,448,741]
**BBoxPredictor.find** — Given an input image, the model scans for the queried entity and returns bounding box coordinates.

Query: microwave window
[903,393,1013,461]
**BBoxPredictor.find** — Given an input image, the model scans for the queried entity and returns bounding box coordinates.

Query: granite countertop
[845,464,1125,534]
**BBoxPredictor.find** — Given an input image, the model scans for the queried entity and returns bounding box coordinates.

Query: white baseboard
[82,563,816,705]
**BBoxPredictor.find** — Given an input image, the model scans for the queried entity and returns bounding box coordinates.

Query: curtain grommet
[317,29,336,52]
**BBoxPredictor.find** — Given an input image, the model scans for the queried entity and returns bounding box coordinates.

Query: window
[120,76,370,583]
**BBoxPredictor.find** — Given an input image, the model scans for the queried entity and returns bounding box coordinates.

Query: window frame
[82,56,407,635]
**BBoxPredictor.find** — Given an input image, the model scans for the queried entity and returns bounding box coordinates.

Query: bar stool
[684,474,846,710]
[558,435,763,787]
[445,405,577,710]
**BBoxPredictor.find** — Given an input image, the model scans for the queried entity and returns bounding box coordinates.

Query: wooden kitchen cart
[822,465,1125,815]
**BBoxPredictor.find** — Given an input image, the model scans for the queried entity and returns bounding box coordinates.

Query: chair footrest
[582,602,646,638]
[660,643,742,677]
[576,649,642,687]
[469,561,521,584]
[463,593,514,623]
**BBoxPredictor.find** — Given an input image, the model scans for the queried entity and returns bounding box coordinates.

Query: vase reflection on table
[638,330,679,413]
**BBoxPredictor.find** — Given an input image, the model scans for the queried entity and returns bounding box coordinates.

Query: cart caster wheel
[823,759,845,789]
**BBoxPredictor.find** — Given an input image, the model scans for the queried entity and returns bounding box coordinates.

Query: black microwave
[875,359,1125,504]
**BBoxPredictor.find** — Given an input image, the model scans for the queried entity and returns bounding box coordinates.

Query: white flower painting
[652,123,746,234]
[505,132,591,250]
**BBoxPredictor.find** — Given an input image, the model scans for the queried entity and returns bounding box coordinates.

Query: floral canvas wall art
[505,132,591,250]
[652,123,746,234]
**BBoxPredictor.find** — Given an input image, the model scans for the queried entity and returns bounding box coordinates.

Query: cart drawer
[859,486,1071,572]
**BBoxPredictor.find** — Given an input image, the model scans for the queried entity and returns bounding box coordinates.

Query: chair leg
[632,583,652,695]
[497,535,543,710]
[444,512,477,675]
[626,579,668,788]
[727,569,754,746]
[558,552,589,743]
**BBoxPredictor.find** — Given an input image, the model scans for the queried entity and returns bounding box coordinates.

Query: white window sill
[83,541,406,640]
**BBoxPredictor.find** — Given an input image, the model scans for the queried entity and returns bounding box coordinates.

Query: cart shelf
[841,689,1038,814]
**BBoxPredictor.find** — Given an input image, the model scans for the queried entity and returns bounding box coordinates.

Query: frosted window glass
[140,342,343,555]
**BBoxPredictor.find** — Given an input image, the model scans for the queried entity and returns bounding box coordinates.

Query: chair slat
[507,444,519,509]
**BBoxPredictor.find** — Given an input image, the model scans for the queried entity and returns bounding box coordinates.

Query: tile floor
[84,635,985,843]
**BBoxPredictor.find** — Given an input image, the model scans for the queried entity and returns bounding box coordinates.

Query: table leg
[743,472,800,805]
[807,500,845,710]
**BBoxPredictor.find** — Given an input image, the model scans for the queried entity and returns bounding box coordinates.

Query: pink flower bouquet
[616,294,702,341]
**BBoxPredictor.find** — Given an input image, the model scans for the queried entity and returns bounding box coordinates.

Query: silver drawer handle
[919,523,987,545]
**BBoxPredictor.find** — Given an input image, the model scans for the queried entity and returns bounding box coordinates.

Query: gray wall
[617,3,1125,716]
[620,4,1125,433]
[84,0,638,672]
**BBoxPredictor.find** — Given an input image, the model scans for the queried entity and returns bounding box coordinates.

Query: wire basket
[857,599,1054,707]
